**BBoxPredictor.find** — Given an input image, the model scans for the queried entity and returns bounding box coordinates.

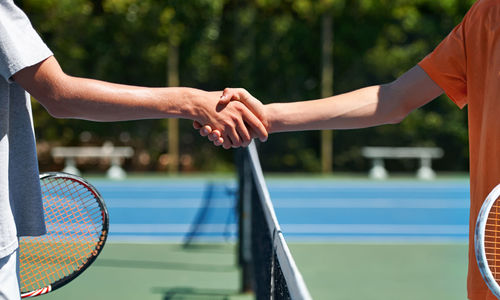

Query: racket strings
[19,178,104,292]
[484,198,500,283]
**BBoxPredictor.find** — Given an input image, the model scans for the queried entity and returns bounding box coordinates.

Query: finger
[241,131,253,147]
[211,129,221,138]
[242,108,268,142]
[219,95,230,105]
[235,118,251,148]
[243,127,257,147]
[200,125,212,137]
[193,121,202,129]
[234,88,266,122]
[213,137,224,147]
[219,88,240,105]
[203,125,213,136]
[222,135,232,149]
[227,126,242,148]
[208,129,221,142]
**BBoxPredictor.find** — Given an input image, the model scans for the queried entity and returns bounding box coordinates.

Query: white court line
[105,199,228,208]
[280,224,468,235]
[110,224,236,233]
[105,235,467,244]
[104,198,468,209]
[273,198,468,209]
[109,223,467,235]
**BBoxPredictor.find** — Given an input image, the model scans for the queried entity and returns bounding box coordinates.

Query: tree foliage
[19,0,473,173]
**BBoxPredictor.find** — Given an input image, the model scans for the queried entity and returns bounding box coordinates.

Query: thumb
[218,88,240,106]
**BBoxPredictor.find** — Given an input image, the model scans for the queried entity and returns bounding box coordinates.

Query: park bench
[361,147,444,180]
[51,142,134,180]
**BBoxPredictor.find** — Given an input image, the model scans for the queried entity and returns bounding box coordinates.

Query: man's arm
[13,56,267,148]
[199,65,443,145]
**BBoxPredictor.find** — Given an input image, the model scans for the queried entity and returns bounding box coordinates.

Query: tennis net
[237,141,312,300]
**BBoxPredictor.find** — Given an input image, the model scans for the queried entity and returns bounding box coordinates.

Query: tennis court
[40,167,470,299]
[79,177,470,243]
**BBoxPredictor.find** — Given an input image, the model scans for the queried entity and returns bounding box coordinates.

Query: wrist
[264,103,281,134]
[183,88,203,120]
[165,87,206,120]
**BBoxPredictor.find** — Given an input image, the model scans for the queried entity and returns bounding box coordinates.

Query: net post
[237,148,253,293]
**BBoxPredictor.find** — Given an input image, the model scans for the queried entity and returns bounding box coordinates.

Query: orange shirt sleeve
[418,18,468,108]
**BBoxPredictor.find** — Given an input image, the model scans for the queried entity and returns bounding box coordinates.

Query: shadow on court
[94,243,236,272]
[180,243,236,254]
[39,242,469,300]
[153,287,242,300]
[94,257,236,272]
[39,243,249,300]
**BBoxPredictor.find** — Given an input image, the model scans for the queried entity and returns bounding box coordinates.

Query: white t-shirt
[0,0,53,258]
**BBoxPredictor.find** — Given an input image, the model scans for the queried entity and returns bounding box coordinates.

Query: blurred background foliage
[18,0,473,174]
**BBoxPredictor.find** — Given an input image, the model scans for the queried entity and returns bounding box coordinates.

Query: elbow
[35,77,74,119]
[387,108,409,125]
[379,82,412,125]
[37,94,72,119]
[43,101,71,119]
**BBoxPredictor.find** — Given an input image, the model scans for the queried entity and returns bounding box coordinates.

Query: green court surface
[41,242,468,300]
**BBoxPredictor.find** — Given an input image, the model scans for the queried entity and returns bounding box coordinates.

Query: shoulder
[0,0,21,17]
[458,0,500,37]
[473,0,500,9]
[466,0,500,22]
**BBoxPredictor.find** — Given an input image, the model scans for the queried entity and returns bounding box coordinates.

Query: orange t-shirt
[418,0,500,299]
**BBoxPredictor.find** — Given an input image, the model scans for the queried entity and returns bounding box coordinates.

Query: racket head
[19,172,109,298]
[475,183,500,298]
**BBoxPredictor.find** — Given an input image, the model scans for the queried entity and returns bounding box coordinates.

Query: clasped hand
[193,88,268,149]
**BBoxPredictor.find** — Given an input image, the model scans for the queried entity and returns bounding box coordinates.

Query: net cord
[247,141,313,300]
[475,183,500,298]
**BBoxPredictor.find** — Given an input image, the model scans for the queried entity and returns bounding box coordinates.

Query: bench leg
[107,157,126,180]
[369,158,388,180]
[417,157,436,180]
[62,158,81,176]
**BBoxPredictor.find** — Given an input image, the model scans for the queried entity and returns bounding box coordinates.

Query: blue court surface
[88,176,470,243]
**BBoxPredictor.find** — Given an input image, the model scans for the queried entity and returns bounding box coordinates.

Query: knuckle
[231,115,240,123]
[233,102,245,111]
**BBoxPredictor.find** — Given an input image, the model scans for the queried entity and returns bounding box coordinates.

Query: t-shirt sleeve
[418,19,468,108]
[0,0,53,82]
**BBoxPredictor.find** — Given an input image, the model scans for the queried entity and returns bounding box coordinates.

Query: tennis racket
[475,183,500,298]
[19,172,109,298]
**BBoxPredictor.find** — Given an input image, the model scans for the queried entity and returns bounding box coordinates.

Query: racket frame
[475,183,500,298]
[20,172,109,298]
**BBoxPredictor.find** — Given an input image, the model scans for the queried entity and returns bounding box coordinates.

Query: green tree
[21,0,473,173]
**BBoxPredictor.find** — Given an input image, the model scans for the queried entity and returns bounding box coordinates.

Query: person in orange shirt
[196,0,500,298]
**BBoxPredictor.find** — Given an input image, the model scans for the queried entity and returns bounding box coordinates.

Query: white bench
[361,147,444,180]
[51,142,134,180]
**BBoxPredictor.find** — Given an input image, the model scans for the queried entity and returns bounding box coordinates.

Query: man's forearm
[14,56,207,122]
[43,76,205,122]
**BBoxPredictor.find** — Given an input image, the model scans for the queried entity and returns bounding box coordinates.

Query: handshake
[191,88,270,149]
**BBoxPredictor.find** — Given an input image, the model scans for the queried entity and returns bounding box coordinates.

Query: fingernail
[220,95,226,99]
[211,133,218,139]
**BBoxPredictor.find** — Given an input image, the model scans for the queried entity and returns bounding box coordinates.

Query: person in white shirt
[0,2,267,299]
